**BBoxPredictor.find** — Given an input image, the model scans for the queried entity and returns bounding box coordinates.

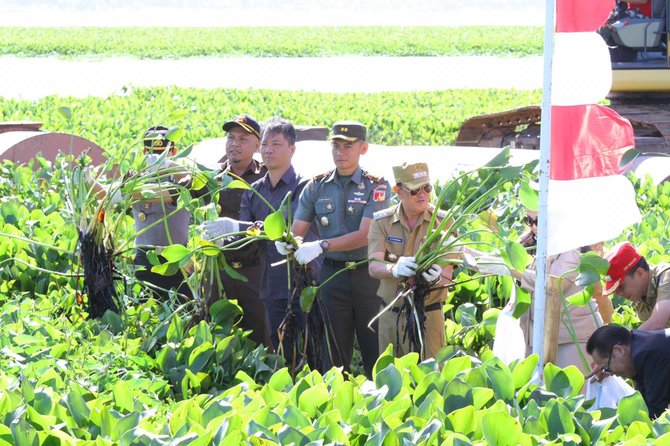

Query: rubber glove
[202,217,240,245]
[390,256,418,278]
[421,264,442,283]
[476,255,510,276]
[275,240,296,255]
[295,240,323,265]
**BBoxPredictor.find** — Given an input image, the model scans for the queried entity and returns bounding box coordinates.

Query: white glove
[294,240,323,265]
[202,217,240,244]
[390,256,418,278]
[476,255,511,276]
[275,240,296,255]
[421,264,442,283]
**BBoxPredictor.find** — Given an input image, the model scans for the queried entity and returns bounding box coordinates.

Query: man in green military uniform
[277,121,390,377]
[603,241,670,330]
[368,162,452,359]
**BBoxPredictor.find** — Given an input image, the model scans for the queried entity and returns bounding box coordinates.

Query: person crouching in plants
[367,162,452,360]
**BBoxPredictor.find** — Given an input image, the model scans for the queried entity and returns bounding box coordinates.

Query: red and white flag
[547,0,641,256]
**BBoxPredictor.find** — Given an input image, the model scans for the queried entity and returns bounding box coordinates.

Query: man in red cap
[603,242,670,330]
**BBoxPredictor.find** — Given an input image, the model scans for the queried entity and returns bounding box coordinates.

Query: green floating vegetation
[0,26,543,58]
[0,86,542,150]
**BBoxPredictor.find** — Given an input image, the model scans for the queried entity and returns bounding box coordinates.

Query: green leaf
[511,354,538,389]
[101,310,123,335]
[566,286,593,307]
[113,381,134,412]
[506,240,530,273]
[264,211,286,241]
[65,390,91,428]
[544,400,576,440]
[481,410,522,446]
[544,363,584,398]
[166,126,185,142]
[580,251,610,276]
[619,148,641,169]
[447,405,475,436]
[188,341,214,374]
[58,106,72,121]
[483,358,515,401]
[161,244,190,263]
[221,257,248,282]
[298,383,329,418]
[444,378,473,413]
[151,261,179,276]
[167,314,184,342]
[519,179,538,211]
[484,147,511,168]
[225,179,252,190]
[192,172,209,191]
[210,299,242,332]
[168,109,189,121]
[299,286,318,313]
[375,363,403,400]
[10,419,38,446]
[575,264,600,287]
[513,286,531,319]
[618,392,651,426]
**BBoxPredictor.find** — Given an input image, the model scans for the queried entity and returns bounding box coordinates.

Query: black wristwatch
[319,240,330,252]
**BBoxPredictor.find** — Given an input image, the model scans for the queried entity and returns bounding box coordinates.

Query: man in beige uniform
[368,162,452,359]
[603,241,670,330]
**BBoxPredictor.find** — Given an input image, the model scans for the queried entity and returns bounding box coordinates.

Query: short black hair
[627,257,649,277]
[262,117,296,146]
[586,324,632,358]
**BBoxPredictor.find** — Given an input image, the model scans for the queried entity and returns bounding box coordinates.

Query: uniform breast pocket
[315,199,335,228]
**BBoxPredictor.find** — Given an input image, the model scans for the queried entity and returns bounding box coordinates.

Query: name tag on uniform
[387,236,403,244]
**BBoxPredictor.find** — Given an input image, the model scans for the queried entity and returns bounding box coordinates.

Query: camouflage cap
[393,162,430,190]
[222,114,261,139]
[143,126,172,151]
[331,121,366,142]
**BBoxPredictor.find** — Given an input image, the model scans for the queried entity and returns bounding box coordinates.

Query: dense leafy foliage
[0,26,543,58]
[0,87,542,150]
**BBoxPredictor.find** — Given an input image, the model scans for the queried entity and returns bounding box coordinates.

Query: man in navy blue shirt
[239,117,317,351]
[587,324,670,418]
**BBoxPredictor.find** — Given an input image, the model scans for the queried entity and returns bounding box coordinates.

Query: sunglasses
[524,216,538,226]
[602,342,621,374]
[400,184,433,196]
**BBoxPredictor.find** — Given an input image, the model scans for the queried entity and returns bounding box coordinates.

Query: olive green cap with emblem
[392,162,430,190]
[331,121,366,142]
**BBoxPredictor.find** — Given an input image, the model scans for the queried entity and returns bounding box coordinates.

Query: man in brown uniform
[367,162,452,359]
[603,241,670,330]
[201,114,271,346]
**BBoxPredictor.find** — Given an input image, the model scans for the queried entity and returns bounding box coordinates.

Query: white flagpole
[531,0,556,375]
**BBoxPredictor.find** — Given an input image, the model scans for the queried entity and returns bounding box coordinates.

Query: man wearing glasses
[367,162,452,359]
[602,242,670,330]
[587,324,670,419]
[277,121,390,378]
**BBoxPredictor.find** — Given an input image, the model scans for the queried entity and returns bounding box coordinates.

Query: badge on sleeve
[373,186,386,202]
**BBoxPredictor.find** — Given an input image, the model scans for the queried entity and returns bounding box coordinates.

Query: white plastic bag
[493,304,526,364]
[585,375,635,410]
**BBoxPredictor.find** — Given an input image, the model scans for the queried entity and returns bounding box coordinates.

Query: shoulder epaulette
[373,207,396,220]
[362,171,384,183]
[312,169,333,182]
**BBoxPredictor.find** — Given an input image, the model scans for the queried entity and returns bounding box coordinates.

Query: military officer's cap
[331,121,367,142]
[392,162,430,190]
[222,114,261,140]
[143,125,173,151]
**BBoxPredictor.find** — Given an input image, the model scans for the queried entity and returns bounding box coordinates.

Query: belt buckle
[231,261,243,269]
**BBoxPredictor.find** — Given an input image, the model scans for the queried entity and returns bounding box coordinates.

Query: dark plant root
[398,276,432,358]
[277,262,337,375]
[78,228,122,319]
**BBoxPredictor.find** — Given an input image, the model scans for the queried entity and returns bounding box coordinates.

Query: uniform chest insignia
[387,236,403,244]
[326,203,333,211]
[138,211,147,222]
[358,183,365,190]
[320,216,329,227]
[353,191,365,196]
[347,206,354,213]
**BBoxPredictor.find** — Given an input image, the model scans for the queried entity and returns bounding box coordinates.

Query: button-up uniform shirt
[294,166,390,262]
[216,159,266,218]
[633,263,670,323]
[368,204,449,307]
[240,165,311,301]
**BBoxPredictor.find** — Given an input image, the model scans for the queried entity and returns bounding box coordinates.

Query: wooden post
[543,275,562,366]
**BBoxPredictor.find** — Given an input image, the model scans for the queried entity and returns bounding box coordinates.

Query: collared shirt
[633,263,670,322]
[630,328,670,418]
[295,166,390,262]
[240,165,311,301]
[368,204,449,306]
[216,159,266,218]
